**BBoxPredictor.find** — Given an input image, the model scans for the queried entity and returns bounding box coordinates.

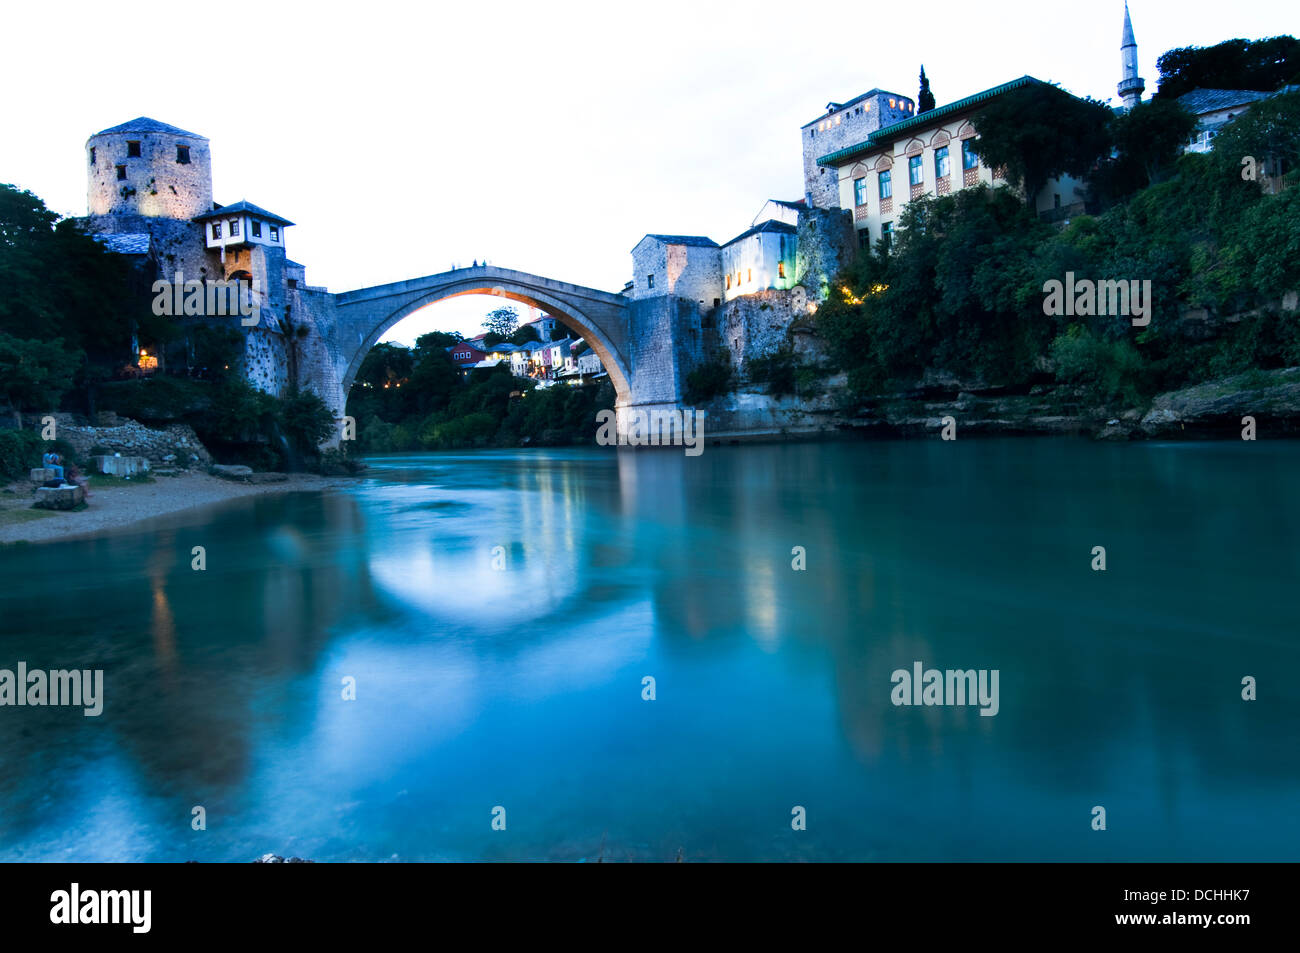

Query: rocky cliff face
[700,367,1300,442]
[1137,369,1300,439]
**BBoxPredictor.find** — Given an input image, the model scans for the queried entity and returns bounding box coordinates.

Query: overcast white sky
[2,0,1293,342]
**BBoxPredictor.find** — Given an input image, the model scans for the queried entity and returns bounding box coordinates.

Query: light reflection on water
[0,440,1297,861]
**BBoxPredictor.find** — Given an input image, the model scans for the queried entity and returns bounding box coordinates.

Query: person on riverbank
[42,451,64,482]
[66,462,90,498]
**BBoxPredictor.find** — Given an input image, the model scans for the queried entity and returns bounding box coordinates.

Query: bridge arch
[334,268,633,409]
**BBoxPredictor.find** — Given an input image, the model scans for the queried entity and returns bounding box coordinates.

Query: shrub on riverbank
[0,429,42,480]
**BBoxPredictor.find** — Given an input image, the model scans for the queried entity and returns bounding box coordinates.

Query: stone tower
[1117,2,1145,110]
[801,89,914,209]
[87,117,212,219]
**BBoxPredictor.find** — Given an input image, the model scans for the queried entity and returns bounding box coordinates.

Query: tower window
[89,147,96,165]
[126,141,141,158]
[176,144,191,164]
[229,219,240,237]
[778,262,786,279]
[115,165,127,181]
[269,226,279,241]
[251,220,262,238]
[647,274,654,289]
[211,222,222,240]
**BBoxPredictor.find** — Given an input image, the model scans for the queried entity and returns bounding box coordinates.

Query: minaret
[1118,2,1145,109]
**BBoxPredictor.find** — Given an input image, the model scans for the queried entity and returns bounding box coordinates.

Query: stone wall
[624,296,702,406]
[82,215,217,294]
[794,206,856,301]
[718,289,801,377]
[35,414,212,468]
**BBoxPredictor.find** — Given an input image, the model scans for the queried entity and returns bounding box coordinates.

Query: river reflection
[0,440,1297,861]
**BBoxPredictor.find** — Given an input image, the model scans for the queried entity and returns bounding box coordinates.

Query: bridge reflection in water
[0,441,1297,861]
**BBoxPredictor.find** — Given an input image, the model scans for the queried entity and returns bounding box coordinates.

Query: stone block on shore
[92,455,150,478]
[29,468,58,483]
[34,485,85,510]
[210,464,254,482]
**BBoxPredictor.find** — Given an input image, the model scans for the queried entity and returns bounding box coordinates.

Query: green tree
[1155,36,1300,100]
[969,83,1113,205]
[482,306,519,338]
[0,332,81,413]
[0,184,164,409]
[1109,98,1199,188]
[509,323,540,345]
[414,330,462,360]
[278,387,336,454]
[918,65,936,113]
[1210,90,1300,180]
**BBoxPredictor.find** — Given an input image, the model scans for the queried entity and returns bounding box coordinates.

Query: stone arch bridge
[298,264,699,446]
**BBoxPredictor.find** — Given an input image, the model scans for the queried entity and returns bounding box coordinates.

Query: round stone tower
[87,117,212,219]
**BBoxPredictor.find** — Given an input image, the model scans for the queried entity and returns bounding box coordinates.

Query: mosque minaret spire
[1118,2,1146,110]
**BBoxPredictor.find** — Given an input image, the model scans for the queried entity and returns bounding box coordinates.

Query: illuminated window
[270,226,279,241]
[726,274,732,289]
[747,268,752,283]
[176,144,191,164]
[778,262,786,279]
[833,115,841,125]
[934,146,950,179]
[229,219,240,237]
[126,141,141,158]
[211,221,222,240]
[879,169,892,199]
[962,139,979,170]
[854,177,868,206]
[115,165,127,180]
[251,220,262,238]
[909,155,923,186]
[889,98,896,109]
